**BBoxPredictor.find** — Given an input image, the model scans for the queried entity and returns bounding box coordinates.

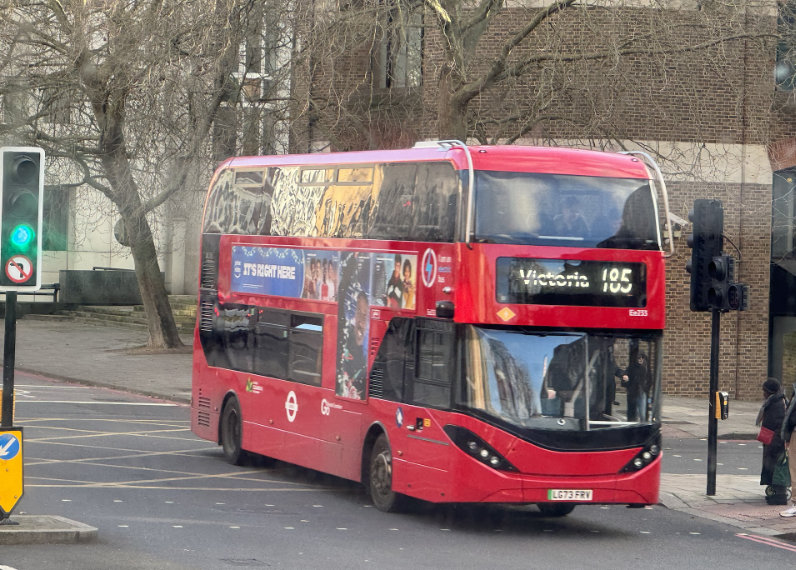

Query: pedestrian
[780,381,796,517]
[756,378,788,505]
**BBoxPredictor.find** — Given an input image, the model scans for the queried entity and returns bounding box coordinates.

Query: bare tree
[0,0,292,348]
[297,0,774,149]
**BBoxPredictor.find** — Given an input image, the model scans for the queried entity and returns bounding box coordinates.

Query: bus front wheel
[368,434,406,513]
[537,503,576,517]
[220,397,248,466]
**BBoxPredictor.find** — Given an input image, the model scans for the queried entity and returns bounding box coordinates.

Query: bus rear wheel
[220,397,248,466]
[368,434,406,513]
[537,503,576,517]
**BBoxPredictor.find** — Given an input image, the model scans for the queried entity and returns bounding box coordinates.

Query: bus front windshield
[474,171,660,250]
[461,327,661,430]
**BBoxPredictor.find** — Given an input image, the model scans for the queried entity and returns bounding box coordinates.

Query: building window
[777,1,796,90]
[773,169,796,260]
[235,4,276,105]
[43,185,69,251]
[376,4,423,89]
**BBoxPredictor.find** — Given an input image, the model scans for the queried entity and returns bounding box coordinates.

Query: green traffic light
[10,224,35,248]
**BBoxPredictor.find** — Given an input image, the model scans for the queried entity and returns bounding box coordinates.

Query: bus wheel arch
[361,425,385,488]
[366,431,407,513]
[219,393,248,466]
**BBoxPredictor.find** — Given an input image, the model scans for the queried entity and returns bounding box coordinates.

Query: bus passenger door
[392,318,455,497]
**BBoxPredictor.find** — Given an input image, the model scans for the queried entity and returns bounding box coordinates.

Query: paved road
[663,437,764,475]
[2,372,796,569]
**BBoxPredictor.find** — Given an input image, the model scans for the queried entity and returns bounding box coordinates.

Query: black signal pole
[2,291,16,428]
[707,308,720,495]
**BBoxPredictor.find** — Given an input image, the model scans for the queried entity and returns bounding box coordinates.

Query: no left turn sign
[5,255,33,284]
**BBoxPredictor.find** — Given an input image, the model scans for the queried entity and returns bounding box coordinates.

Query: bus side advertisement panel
[224,242,420,401]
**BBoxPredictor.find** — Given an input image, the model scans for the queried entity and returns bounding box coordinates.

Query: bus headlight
[620,433,662,473]
[443,425,518,472]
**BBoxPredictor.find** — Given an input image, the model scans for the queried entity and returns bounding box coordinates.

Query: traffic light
[726,281,749,311]
[686,199,723,311]
[707,254,733,311]
[0,147,44,291]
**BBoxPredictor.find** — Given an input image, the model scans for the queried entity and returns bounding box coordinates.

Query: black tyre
[537,503,576,517]
[368,434,406,512]
[220,397,248,466]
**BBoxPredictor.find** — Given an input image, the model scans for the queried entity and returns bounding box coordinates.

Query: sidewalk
[2,315,794,540]
[6,315,193,404]
[660,397,796,540]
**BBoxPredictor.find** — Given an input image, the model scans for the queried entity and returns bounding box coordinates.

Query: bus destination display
[496,258,646,307]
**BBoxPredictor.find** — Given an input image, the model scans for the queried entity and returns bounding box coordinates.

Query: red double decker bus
[191,141,670,515]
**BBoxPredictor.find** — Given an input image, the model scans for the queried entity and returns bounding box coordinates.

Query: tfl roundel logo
[421,248,437,288]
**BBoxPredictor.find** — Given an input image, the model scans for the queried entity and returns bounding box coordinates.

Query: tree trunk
[126,211,184,349]
[436,65,470,141]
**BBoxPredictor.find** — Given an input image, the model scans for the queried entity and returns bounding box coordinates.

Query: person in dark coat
[620,352,651,422]
[757,378,788,505]
[780,381,796,517]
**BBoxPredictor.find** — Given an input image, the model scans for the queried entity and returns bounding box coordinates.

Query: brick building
[288,1,794,399]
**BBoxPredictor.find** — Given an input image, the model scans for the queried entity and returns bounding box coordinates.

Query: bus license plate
[547,489,593,501]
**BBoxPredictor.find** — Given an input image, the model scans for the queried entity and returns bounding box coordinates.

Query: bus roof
[221,144,651,180]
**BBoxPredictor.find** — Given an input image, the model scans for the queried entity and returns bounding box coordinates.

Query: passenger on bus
[553,196,589,237]
[591,206,621,240]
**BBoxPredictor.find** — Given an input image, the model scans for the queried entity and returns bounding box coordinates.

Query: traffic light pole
[707,308,720,496]
[2,291,16,428]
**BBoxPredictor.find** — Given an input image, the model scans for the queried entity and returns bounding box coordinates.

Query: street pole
[2,291,16,428]
[707,308,720,495]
